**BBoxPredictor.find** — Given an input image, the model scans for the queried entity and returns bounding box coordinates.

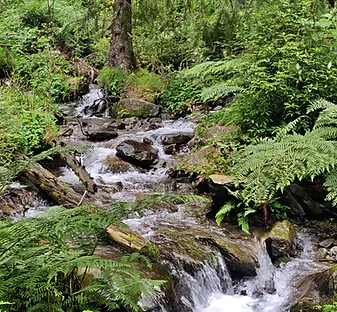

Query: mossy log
[106,224,160,260]
[24,161,92,208]
[107,224,149,251]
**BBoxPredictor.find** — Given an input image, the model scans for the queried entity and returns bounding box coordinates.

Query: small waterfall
[189,233,323,312]
[177,254,232,310]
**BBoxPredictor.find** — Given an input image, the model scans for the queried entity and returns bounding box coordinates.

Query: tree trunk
[108,0,136,71]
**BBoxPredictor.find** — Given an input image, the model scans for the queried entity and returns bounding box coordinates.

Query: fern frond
[215,202,235,226]
[182,58,245,80]
[201,83,242,102]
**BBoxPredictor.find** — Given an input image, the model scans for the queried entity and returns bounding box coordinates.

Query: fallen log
[24,161,92,208]
[106,224,160,260]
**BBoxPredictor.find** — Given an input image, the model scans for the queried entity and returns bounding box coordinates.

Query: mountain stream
[16,86,329,312]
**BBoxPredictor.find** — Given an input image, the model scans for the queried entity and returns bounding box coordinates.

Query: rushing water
[20,87,328,312]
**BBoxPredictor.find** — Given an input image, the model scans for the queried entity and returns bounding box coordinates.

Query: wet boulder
[116,139,159,168]
[292,264,337,308]
[184,199,212,219]
[163,144,179,155]
[86,129,118,142]
[103,156,133,173]
[112,98,161,118]
[181,228,259,278]
[106,121,126,130]
[317,248,329,261]
[264,220,296,261]
[161,133,194,145]
[199,175,240,213]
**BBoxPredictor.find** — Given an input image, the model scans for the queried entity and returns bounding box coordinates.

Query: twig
[78,190,88,206]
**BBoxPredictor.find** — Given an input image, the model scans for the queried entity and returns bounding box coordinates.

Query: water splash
[196,233,324,312]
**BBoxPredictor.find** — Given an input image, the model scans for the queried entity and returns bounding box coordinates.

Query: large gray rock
[112,98,160,118]
[161,133,194,145]
[264,220,296,261]
[116,140,159,168]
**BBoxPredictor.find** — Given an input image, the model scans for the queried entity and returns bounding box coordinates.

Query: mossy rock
[197,234,258,278]
[159,229,212,266]
[159,228,258,279]
[113,98,161,118]
[264,220,296,261]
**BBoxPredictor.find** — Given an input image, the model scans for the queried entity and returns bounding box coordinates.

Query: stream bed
[16,86,331,312]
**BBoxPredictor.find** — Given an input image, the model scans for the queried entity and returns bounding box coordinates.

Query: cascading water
[18,87,329,312]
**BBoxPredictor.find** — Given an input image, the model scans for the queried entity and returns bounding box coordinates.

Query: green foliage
[230,0,337,137]
[217,99,337,230]
[215,202,255,233]
[0,86,58,165]
[0,204,165,312]
[159,73,203,114]
[133,0,242,69]
[315,301,337,312]
[15,50,74,100]
[126,68,166,101]
[87,37,110,68]
[174,123,242,178]
[180,0,337,137]
[97,66,125,95]
[215,202,235,226]
[0,47,14,78]
[161,58,243,114]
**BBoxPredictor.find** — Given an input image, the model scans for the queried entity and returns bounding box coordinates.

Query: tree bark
[24,162,92,208]
[108,0,136,71]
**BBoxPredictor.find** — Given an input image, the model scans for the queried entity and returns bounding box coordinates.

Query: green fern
[201,83,242,102]
[215,202,235,226]
[225,99,337,229]
[182,59,245,80]
[0,203,167,312]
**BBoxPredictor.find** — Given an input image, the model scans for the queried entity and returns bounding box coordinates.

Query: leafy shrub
[97,66,125,95]
[87,37,110,68]
[182,0,337,138]
[19,0,51,28]
[0,47,13,78]
[215,99,337,231]
[0,87,58,165]
[159,73,203,114]
[14,50,76,100]
[315,301,337,312]
[229,0,337,137]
